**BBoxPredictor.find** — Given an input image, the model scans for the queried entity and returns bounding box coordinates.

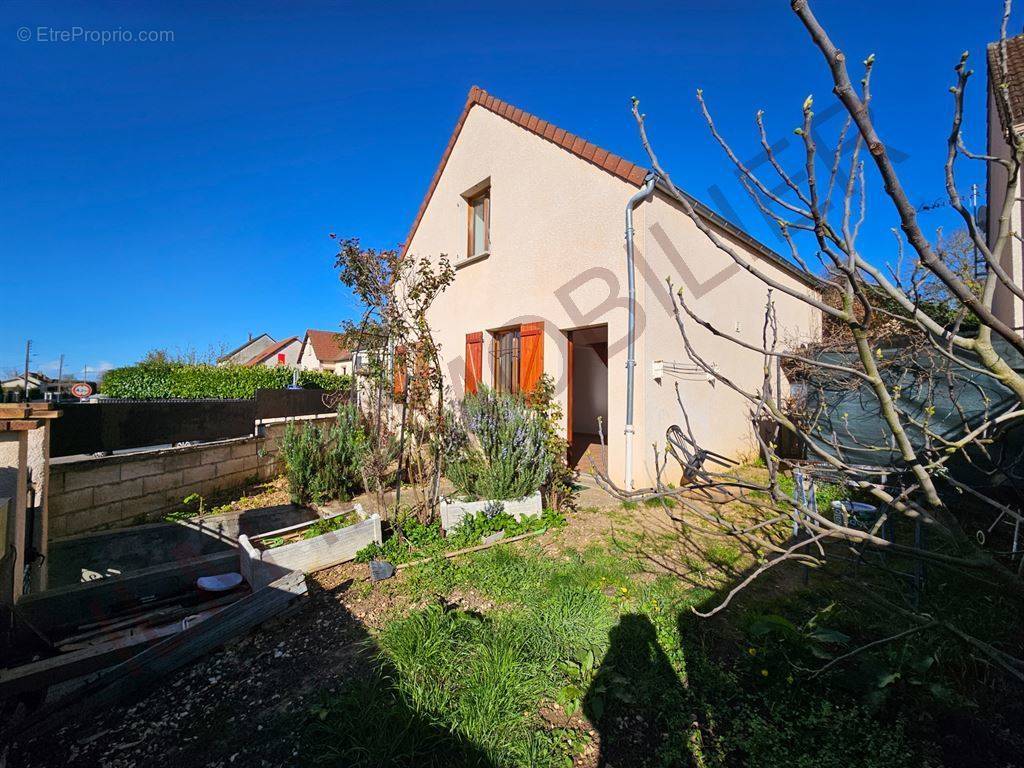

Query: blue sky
[0,0,1015,379]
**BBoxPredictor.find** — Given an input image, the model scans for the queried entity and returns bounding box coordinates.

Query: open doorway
[566,325,608,475]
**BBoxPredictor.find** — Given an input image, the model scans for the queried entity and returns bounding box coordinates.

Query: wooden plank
[237,534,269,589]
[53,571,306,720]
[258,514,382,574]
[13,572,306,738]
[0,420,43,432]
[27,403,59,414]
[248,507,357,542]
[16,551,238,637]
[0,603,229,698]
[59,591,245,648]
[57,602,232,652]
[396,528,545,571]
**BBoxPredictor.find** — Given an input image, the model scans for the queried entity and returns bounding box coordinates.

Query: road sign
[70,382,93,399]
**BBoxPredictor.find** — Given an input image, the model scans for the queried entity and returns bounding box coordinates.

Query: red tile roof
[302,329,350,364]
[245,337,299,367]
[400,86,817,289]
[400,86,648,257]
[989,34,1024,129]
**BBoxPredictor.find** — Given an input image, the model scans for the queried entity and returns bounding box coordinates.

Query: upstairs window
[467,187,490,258]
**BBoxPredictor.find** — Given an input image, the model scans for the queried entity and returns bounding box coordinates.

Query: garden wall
[47,414,335,538]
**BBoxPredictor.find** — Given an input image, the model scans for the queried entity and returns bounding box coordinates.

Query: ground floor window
[492,328,520,394]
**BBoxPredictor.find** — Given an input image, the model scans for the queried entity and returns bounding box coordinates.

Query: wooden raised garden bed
[239,504,382,588]
[0,552,306,711]
[439,491,542,532]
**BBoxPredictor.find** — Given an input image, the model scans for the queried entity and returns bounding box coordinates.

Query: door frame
[565,331,574,442]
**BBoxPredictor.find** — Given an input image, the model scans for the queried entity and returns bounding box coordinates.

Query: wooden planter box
[239,505,382,588]
[439,492,543,532]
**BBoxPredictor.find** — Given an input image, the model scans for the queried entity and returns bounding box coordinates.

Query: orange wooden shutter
[519,322,544,395]
[465,332,483,395]
[393,345,407,398]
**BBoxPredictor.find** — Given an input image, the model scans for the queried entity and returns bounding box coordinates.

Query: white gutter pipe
[624,173,657,491]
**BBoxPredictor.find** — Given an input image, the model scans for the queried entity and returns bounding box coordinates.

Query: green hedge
[100,364,351,399]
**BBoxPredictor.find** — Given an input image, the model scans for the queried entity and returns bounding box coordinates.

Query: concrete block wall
[47,414,334,538]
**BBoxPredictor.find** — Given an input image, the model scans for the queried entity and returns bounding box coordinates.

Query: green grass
[304,532,995,767]
[355,509,565,567]
[304,544,692,766]
[643,495,676,508]
[705,544,742,568]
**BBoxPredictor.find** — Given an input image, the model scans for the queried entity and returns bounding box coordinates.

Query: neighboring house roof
[218,333,274,363]
[2,371,53,387]
[401,86,818,289]
[989,34,1024,130]
[302,329,351,364]
[245,336,299,366]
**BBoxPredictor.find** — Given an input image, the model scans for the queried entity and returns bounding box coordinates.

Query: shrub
[100,363,350,399]
[528,374,577,512]
[445,388,550,501]
[280,421,323,505]
[280,406,366,504]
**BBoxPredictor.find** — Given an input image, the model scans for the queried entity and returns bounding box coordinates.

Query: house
[1,372,53,403]
[217,333,277,366]
[244,337,301,368]
[298,329,353,375]
[987,34,1024,330]
[401,87,820,488]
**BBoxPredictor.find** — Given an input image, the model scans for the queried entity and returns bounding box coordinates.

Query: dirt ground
[2,480,744,768]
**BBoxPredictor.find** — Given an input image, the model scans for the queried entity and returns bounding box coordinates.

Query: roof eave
[653,180,823,291]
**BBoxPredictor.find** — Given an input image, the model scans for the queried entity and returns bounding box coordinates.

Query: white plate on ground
[196,572,244,592]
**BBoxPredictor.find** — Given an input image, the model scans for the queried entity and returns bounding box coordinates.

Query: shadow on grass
[603,501,1024,768]
[305,665,498,768]
[10,498,1023,768]
[583,613,691,767]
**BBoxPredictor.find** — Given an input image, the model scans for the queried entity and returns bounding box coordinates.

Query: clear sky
[0,0,1015,380]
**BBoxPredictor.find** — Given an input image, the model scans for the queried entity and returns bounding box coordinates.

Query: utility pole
[56,353,64,402]
[22,339,31,403]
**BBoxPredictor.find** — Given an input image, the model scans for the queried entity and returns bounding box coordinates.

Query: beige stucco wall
[0,421,51,600]
[406,106,641,486]
[987,87,1024,330]
[639,193,821,480]
[0,432,28,604]
[299,340,352,375]
[405,104,820,487]
[298,340,320,370]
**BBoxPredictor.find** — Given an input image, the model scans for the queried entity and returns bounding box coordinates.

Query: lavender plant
[280,405,367,504]
[446,388,550,501]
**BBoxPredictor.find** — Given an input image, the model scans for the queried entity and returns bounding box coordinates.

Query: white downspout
[624,174,656,491]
